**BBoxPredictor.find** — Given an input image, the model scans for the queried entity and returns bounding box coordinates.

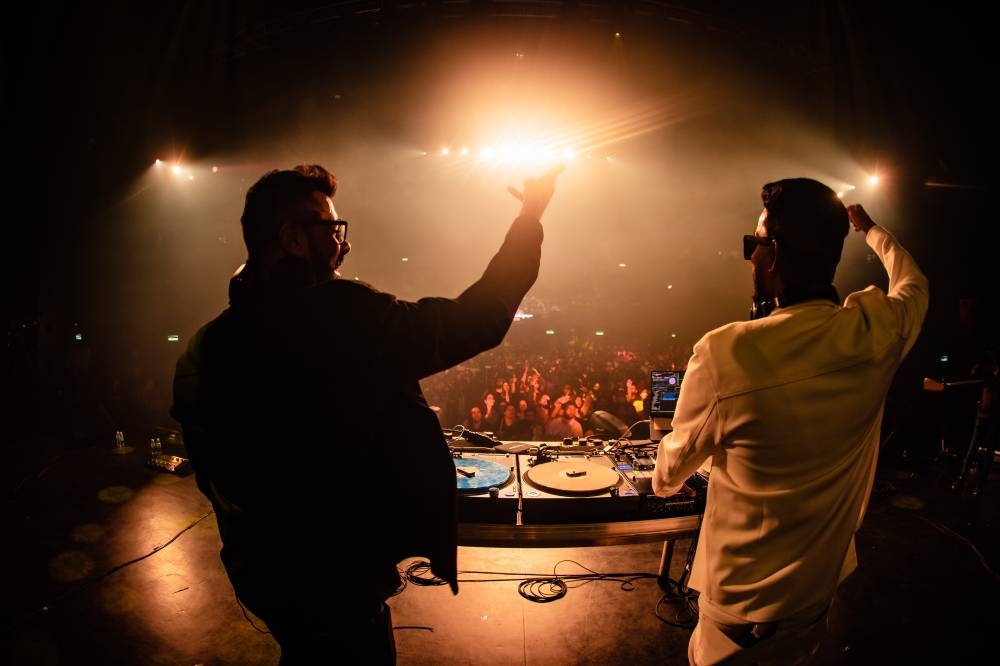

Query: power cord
[7,510,215,634]
[654,579,700,628]
[400,558,659,604]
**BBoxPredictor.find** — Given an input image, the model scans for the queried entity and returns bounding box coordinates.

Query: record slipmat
[523,460,621,495]
[454,457,512,494]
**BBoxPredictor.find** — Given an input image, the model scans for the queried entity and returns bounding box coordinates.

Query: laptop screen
[650,369,684,418]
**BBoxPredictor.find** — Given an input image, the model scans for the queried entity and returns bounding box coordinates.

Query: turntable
[453,452,519,524]
[519,452,640,524]
[522,460,623,495]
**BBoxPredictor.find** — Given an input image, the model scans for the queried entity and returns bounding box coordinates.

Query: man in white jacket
[653,178,929,665]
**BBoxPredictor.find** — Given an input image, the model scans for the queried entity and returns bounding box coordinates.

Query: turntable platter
[454,457,512,494]
[523,460,621,495]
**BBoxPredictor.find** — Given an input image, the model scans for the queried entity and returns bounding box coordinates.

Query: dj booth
[449,436,708,584]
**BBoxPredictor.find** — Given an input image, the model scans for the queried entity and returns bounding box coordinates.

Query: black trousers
[229,559,402,665]
[266,600,397,666]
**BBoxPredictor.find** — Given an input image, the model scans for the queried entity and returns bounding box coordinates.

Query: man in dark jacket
[171,163,562,664]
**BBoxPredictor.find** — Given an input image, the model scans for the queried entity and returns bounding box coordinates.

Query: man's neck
[777,283,840,308]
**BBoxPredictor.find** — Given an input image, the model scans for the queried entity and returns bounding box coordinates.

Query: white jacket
[653,224,929,623]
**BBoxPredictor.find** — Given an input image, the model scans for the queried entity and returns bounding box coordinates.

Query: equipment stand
[657,513,702,593]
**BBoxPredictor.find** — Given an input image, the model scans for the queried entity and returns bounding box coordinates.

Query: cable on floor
[654,577,700,629]
[400,558,660,604]
[7,510,215,634]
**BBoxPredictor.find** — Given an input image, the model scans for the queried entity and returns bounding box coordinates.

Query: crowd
[420,336,690,440]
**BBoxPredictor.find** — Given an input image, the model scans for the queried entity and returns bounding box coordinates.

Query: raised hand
[507,164,566,221]
[847,203,875,234]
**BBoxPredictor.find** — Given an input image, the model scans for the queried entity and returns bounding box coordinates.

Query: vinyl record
[454,457,513,494]
[523,460,621,495]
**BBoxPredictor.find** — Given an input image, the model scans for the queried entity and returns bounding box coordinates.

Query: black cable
[654,584,700,628]
[6,510,215,633]
[101,510,214,576]
[236,598,271,634]
[400,558,660,604]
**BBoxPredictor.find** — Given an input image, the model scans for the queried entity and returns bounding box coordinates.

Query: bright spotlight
[154,159,162,167]
[441,147,450,156]
[868,175,879,186]
[618,263,627,268]
[480,145,495,161]
[170,165,182,175]
[562,149,577,161]
[212,166,219,173]
[460,146,469,156]
[595,331,605,336]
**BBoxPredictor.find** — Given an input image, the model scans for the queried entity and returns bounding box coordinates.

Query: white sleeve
[652,342,720,497]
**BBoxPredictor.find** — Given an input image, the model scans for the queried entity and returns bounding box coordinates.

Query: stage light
[667,284,673,289]
[545,329,555,335]
[480,145,495,161]
[154,159,162,167]
[212,166,219,173]
[74,333,83,342]
[401,257,408,262]
[868,175,879,186]
[562,149,577,161]
[460,146,469,156]
[618,262,627,268]
[167,334,180,342]
[441,147,450,156]
[595,331,605,336]
[671,333,677,338]
[170,164,182,175]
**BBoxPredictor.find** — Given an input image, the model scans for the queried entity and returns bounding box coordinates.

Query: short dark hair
[761,178,848,285]
[240,164,337,255]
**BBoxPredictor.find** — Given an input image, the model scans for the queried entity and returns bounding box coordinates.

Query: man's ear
[278,222,308,257]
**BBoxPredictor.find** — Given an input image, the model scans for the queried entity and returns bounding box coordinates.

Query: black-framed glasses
[743,234,774,260]
[304,219,348,243]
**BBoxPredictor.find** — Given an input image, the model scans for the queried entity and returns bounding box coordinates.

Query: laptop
[649,369,684,441]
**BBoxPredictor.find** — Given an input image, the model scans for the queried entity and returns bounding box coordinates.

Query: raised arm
[848,204,929,357]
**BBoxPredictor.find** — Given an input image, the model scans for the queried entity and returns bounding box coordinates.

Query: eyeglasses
[300,219,348,243]
[743,234,774,260]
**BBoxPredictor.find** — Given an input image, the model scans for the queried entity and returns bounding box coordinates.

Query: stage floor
[9,436,999,665]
